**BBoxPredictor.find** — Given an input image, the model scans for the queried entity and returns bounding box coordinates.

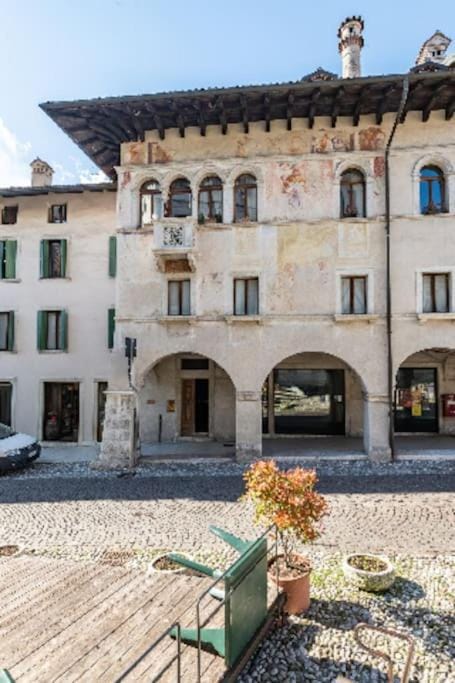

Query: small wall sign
[167,400,176,413]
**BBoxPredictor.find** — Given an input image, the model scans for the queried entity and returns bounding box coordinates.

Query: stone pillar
[236,391,262,462]
[363,394,392,462]
[99,390,138,468]
[223,181,234,224]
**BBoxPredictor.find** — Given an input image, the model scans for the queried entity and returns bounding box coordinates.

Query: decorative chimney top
[338,16,364,79]
[416,30,451,66]
[30,158,54,187]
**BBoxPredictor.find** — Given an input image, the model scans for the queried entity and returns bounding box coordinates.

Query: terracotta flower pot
[268,553,312,615]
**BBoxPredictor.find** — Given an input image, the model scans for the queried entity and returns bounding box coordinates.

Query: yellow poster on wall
[412,402,422,417]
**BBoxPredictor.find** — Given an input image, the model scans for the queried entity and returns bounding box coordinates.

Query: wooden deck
[0,556,227,682]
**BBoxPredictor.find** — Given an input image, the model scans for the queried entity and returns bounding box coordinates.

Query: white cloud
[0,118,32,187]
[78,167,109,184]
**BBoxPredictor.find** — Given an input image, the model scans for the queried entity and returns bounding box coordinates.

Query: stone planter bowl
[342,554,395,592]
[149,551,192,575]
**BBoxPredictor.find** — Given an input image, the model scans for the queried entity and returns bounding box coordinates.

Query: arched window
[168,178,192,218]
[198,176,223,223]
[340,169,366,218]
[234,174,257,222]
[140,180,162,225]
[420,166,445,214]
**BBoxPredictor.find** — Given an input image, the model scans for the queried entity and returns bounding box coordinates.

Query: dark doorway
[270,369,345,435]
[181,378,209,435]
[394,368,438,433]
[0,382,12,426]
[43,382,79,441]
[97,382,108,442]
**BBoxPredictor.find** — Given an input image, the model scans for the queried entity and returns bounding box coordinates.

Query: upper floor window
[108,236,117,278]
[0,240,17,280]
[37,310,68,351]
[341,276,367,314]
[0,312,14,352]
[48,204,67,224]
[1,206,18,225]
[168,178,192,218]
[198,176,223,223]
[422,273,449,313]
[40,239,67,279]
[234,174,257,222]
[340,169,366,218]
[234,277,259,315]
[141,180,162,224]
[420,166,445,214]
[168,279,191,316]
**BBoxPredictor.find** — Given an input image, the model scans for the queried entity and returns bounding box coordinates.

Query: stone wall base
[99,390,138,468]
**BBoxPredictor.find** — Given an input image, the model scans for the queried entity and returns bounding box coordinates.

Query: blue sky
[0,0,454,185]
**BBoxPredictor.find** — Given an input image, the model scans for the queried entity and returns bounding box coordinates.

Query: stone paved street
[0,461,454,559]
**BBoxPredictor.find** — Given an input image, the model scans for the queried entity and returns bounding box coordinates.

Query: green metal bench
[169,526,281,681]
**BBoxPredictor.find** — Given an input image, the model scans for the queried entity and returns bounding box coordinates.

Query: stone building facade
[1,20,455,464]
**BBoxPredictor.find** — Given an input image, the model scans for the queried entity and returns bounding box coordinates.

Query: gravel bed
[1,458,454,480]
[238,552,455,683]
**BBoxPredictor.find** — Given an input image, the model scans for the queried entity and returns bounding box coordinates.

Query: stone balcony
[152,219,197,272]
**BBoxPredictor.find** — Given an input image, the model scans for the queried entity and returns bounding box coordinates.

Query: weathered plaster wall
[0,191,116,441]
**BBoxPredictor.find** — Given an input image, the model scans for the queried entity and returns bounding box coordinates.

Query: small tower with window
[415,31,451,66]
[338,16,364,79]
[30,158,54,187]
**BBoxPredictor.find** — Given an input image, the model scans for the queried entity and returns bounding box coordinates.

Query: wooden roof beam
[446,96,455,120]
[376,85,395,124]
[143,103,165,140]
[331,87,344,127]
[215,97,228,135]
[308,89,321,129]
[352,86,369,126]
[240,95,249,134]
[263,93,271,132]
[287,92,294,131]
[422,81,449,122]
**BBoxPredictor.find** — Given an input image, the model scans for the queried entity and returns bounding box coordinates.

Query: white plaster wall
[0,190,116,441]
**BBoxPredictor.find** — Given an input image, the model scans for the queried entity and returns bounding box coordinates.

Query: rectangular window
[0,312,14,351]
[181,358,209,370]
[234,278,259,315]
[0,240,17,279]
[168,280,191,315]
[37,310,68,351]
[108,308,115,349]
[1,206,18,225]
[341,276,367,314]
[422,273,449,313]
[108,236,117,277]
[48,204,67,224]
[40,239,67,278]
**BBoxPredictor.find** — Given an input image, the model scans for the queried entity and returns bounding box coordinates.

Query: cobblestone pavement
[0,462,454,559]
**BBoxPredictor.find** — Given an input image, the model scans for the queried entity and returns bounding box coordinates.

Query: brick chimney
[338,16,364,79]
[30,158,54,187]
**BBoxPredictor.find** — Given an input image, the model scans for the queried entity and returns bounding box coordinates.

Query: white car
[0,423,41,473]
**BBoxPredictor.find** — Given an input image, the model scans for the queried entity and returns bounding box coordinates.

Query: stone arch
[411,154,453,214]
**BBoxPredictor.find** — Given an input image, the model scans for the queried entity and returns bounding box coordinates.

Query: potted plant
[243,460,328,614]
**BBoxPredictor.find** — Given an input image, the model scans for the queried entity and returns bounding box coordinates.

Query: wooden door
[181,379,195,436]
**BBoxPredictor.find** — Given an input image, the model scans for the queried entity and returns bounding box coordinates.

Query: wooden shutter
[7,312,14,351]
[40,240,50,278]
[60,239,67,278]
[4,241,17,279]
[108,308,115,349]
[0,241,4,279]
[59,310,68,351]
[109,236,117,277]
[37,311,47,350]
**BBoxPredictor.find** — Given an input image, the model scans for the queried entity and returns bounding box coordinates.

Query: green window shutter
[5,241,17,279]
[60,240,67,278]
[37,311,47,350]
[40,240,50,278]
[108,308,115,349]
[59,310,68,351]
[0,241,4,279]
[7,312,14,351]
[109,236,117,277]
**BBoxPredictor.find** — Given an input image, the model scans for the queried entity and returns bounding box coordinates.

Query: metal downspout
[385,76,409,461]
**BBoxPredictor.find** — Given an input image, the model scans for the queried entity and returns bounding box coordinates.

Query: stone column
[99,390,138,468]
[236,391,262,462]
[363,394,392,462]
[223,181,234,224]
